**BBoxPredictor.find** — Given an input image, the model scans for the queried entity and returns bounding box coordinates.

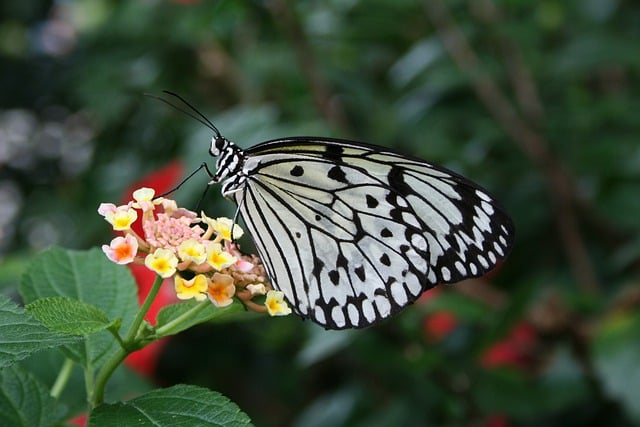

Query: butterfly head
[209,134,246,190]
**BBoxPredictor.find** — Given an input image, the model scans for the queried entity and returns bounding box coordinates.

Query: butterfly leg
[157,162,215,198]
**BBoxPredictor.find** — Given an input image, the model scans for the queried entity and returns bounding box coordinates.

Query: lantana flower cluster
[99,187,291,317]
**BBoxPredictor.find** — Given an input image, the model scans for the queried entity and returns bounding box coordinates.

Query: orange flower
[102,234,138,264]
[206,273,235,307]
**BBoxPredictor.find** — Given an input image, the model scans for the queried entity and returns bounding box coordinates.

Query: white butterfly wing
[233,138,514,329]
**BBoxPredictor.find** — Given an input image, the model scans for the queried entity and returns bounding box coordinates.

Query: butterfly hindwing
[231,138,514,329]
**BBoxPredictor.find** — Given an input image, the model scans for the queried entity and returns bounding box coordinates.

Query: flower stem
[126,274,164,342]
[91,274,164,407]
[89,348,127,408]
[50,358,75,399]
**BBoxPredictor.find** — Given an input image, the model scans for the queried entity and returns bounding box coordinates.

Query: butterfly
[158,92,515,330]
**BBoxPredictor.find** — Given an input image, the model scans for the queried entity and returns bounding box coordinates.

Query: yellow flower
[178,239,207,265]
[205,242,237,270]
[202,214,244,241]
[99,204,138,231]
[207,272,236,307]
[145,248,178,278]
[174,274,208,301]
[265,290,292,316]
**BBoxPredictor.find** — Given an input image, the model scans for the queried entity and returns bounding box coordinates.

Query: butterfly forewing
[228,137,514,329]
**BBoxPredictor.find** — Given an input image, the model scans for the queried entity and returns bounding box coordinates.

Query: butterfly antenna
[163,91,221,138]
[144,92,221,137]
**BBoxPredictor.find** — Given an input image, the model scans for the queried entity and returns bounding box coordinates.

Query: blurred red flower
[67,413,87,427]
[418,287,459,342]
[423,310,458,342]
[483,414,510,427]
[480,321,537,370]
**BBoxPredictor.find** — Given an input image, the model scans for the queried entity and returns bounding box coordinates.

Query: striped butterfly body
[208,133,515,329]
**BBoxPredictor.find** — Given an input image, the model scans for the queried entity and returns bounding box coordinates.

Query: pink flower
[102,234,138,264]
[143,212,205,253]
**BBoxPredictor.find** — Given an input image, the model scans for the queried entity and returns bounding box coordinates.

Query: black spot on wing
[366,194,378,208]
[388,166,413,196]
[336,253,348,269]
[290,165,304,176]
[329,270,340,285]
[380,253,391,266]
[323,144,344,162]
[380,227,392,238]
[328,165,348,183]
[312,258,324,278]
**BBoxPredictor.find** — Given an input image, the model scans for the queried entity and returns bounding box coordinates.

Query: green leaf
[0,365,66,427]
[26,297,114,336]
[0,295,80,368]
[19,350,153,420]
[592,311,640,423]
[19,247,139,367]
[155,301,251,337]
[88,384,252,426]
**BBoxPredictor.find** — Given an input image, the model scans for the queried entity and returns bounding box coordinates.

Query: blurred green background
[1,0,639,426]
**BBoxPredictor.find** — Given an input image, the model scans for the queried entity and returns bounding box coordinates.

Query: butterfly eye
[210,136,226,156]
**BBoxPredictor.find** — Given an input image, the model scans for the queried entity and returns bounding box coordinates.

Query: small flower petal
[102,234,138,264]
[202,214,244,241]
[246,283,266,296]
[234,259,255,273]
[205,242,237,270]
[103,205,138,231]
[207,272,236,307]
[175,274,208,301]
[98,203,117,217]
[265,290,292,316]
[161,198,178,216]
[133,187,156,202]
[132,187,163,212]
[177,239,207,264]
[145,248,178,278]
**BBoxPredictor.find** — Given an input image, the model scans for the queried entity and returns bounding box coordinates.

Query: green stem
[50,358,75,399]
[90,274,164,407]
[108,328,127,349]
[89,348,127,408]
[126,274,164,342]
[155,300,211,336]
